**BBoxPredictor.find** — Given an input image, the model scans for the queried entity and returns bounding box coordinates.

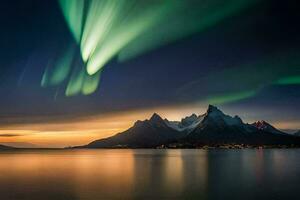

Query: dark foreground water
[0,149,300,200]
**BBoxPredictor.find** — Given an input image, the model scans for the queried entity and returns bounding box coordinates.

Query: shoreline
[2,145,300,151]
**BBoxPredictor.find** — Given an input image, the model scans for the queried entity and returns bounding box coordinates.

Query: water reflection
[164,150,184,194]
[0,149,300,200]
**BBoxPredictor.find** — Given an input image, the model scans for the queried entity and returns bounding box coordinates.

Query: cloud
[0,134,24,137]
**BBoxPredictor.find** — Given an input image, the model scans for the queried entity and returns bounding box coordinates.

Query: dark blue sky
[0,0,299,129]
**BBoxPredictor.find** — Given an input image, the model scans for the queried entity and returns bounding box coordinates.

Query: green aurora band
[206,90,258,105]
[178,53,300,105]
[41,0,300,106]
[41,0,258,97]
[61,0,257,76]
[275,76,300,85]
[42,46,75,87]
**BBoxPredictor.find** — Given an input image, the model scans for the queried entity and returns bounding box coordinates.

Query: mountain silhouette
[82,105,300,148]
[251,120,286,135]
[86,113,184,148]
[184,105,299,146]
[0,144,14,150]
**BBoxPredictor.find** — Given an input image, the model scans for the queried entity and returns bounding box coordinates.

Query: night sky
[0,0,299,147]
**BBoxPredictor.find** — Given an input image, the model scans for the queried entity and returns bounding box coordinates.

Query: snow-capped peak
[165,105,244,131]
[251,120,283,134]
[204,105,243,126]
[207,105,223,115]
[252,120,269,129]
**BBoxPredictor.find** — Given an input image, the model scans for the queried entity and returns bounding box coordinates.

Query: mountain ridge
[87,112,184,148]
[0,144,15,150]
[79,105,300,148]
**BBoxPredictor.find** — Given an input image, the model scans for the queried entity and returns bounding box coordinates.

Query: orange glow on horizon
[0,103,298,148]
[0,104,207,148]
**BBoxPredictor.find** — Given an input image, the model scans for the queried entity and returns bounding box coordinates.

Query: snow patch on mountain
[165,114,204,132]
[145,105,285,137]
[204,105,243,126]
[251,120,284,135]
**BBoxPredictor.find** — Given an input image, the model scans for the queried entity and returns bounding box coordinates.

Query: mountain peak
[149,113,166,126]
[181,114,198,123]
[252,120,270,129]
[150,113,162,121]
[133,113,167,128]
[208,104,217,110]
[252,120,283,134]
[206,105,224,116]
[203,105,244,126]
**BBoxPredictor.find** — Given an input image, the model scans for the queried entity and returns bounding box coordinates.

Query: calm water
[0,149,300,200]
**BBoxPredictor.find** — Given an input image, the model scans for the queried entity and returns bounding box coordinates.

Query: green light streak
[178,53,300,105]
[65,66,85,97]
[206,90,257,105]
[65,65,102,97]
[58,0,258,77]
[59,0,84,43]
[80,0,125,62]
[82,72,101,95]
[41,47,75,87]
[86,2,175,75]
[275,76,300,85]
[118,0,257,62]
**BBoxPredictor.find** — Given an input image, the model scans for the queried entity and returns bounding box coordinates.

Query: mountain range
[0,142,38,148]
[81,105,300,148]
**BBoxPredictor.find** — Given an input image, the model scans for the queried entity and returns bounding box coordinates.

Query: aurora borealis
[43,0,259,96]
[0,0,300,147]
